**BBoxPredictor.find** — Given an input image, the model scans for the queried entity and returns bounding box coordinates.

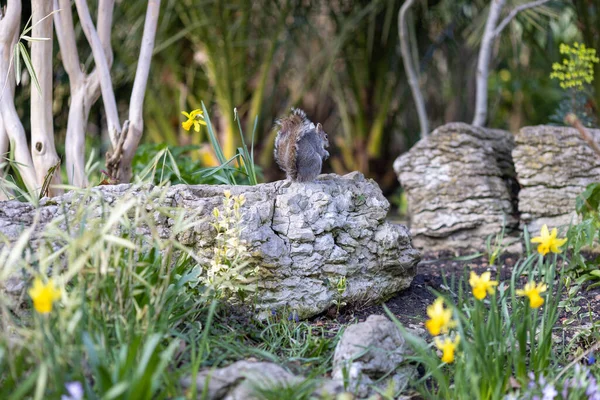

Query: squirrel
[273,108,330,182]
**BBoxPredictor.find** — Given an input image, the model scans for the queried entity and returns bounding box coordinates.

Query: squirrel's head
[316,123,329,148]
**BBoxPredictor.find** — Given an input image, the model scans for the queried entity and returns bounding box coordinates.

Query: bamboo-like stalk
[565,113,600,158]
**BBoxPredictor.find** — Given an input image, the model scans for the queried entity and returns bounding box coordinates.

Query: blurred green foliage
[4,0,599,192]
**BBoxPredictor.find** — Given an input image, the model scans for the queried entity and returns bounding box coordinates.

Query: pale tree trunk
[398,0,428,138]
[472,0,506,127]
[31,0,62,196]
[0,117,9,200]
[0,64,11,200]
[54,0,114,187]
[0,115,8,164]
[0,0,38,195]
[473,0,551,127]
[117,0,161,182]
[0,19,13,200]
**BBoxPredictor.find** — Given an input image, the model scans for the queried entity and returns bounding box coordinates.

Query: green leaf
[33,363,47,400]
[8,367,39,400]
[589,269,600,278]
[20,35,51,42]
[201,102,226,165]
[18,42,42,95]
[102,382,130,400]
[135,334,161,379]
[588,281,600,290]
[13,44,21,86]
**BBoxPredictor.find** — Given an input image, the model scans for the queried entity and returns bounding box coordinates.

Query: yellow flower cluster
[425,297,459,364]
[28,277,61,314]
[204,190,258,296]
[420,224,565,365]
[550,42,599,90]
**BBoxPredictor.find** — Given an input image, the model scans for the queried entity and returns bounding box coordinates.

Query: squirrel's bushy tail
[274,108,313,181]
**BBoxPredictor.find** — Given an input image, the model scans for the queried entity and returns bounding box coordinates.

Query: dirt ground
[315,254,600,340]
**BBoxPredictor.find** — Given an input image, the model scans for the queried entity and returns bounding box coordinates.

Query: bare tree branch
[114,0,161,182]
[493,0,551,38]
[54,0,83,83]
[86,0,114,104]
[31,0,62,195]
[398,0,429,137]
[74,0,120,148]
[0,0,38,194]
[472,0,506,127]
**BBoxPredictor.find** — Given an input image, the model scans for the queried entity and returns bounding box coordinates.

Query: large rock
[513,125,600,233]
[332,315,417,398]
[180,360,345,399]
[394,122,519,254]
[0,173,419,319]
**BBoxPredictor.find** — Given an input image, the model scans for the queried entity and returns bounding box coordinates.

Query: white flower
[61,382,83,400]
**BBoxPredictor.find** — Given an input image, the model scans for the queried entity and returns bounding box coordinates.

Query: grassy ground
[1,184,599,399]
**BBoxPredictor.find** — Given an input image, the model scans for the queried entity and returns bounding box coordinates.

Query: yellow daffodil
[425,298,456,336]
[516,282,547,309]
[28,278,61,314]
[435,335,460,364]
[181,109,207,132]
[530,224,567,256]
[469,271,498,300]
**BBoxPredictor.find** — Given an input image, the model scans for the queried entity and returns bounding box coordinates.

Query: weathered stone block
[0,173,420,319]
[513,125,600,233]
[394,122,518,254]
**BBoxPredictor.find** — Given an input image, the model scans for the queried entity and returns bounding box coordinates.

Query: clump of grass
[0,179,346,398]
[390,224,600,399]
[0,181,254,398]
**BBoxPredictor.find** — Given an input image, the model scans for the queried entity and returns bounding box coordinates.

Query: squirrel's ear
[316,123,323,132]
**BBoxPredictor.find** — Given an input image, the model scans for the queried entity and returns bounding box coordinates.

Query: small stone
[180,360,344,400]
[332,315,417,398]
